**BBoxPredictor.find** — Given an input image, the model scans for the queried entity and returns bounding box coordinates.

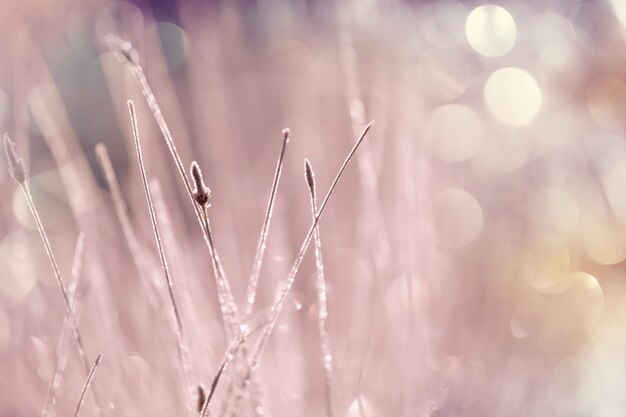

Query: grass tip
[282,128,291,143]
[104,34,140,65]
[3,133,26,183]
[197,385,207,413]
[304,159,315,196]
[190,161,211,207]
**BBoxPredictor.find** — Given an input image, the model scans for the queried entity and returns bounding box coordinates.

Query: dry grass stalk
[3,134,26,183]
[94,142,170,332]
[339,25,392,405]
[191,162,211,207]
[127,100,194,410]
[107,36,270,415]
[197,386,207,414]
[73,353,102,417]
[3,134,103,417]
[357,395,366,417]
[244,128,291,320]
[105,34,240,340]
[190,160,238,340]
[305,159,334,417]
[191,161,271,416]
[95,143,159,287]
[42,232,86,417]
[231,127,305,412]
[150,178,204,337]
[339,24,390,281]
[188,160,232,335]
[151,177,213,406]
[69,233,86,295]
[199,328,250,417]
[229,121,374,416]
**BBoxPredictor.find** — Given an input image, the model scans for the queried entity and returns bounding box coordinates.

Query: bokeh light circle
[521,244,571,293]
[587,77,626,130]
[548,355,600,413]
[601,157,626,224]
[557,272,604,331]
[528,13,576,71]
[484,67,542,126]
[425,104,485,162]
[465,5,517,57]
[433,188,483,248]
[417,49,472,100]
[528,187,578,244]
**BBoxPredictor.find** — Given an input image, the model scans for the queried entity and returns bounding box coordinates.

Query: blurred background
[2,0,626,416]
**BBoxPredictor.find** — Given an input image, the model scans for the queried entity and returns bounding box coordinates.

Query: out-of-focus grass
[2,1,626,417]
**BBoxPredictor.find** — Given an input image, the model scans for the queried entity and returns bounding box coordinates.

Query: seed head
[197,385,206,413]
[304,159,316,199]
[282,128,291,144]
[3,134,26,183]
[190,161,211,207]
[104,34,140,65]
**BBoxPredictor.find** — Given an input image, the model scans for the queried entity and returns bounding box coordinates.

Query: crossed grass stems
[3,35,374,417]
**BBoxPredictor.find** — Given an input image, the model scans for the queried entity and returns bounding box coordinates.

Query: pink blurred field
[2,1,626,417]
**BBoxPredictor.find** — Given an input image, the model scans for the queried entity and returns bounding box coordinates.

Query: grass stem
[199,329,250,417]
[305,160,334,417]
[229,121,374,416]
[127,100,194,411]
[105,36,239,335]
[244,129,291,320]
[4,134,104,417]
[73,354,102,417]
[42,232,86,417]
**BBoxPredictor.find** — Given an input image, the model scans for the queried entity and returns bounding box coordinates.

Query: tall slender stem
[3,132,104,417]
[128,100,194,411]
[229,121,374,416]
[42,233,86,417]
[73,354,102,417]
[244,129,291,319]
[305,160,334,417]
[105,35,239,334]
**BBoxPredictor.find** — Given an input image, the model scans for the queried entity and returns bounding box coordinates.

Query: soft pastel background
[1,0,626,416]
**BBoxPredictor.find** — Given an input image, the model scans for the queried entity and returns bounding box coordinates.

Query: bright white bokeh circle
[466,5,517,57]
[484,67,542,126]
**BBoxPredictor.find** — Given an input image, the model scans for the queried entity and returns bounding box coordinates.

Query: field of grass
[2,1,626,416]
